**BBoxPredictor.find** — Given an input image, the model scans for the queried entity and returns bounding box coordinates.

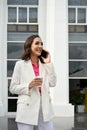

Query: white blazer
[9,60,56,125]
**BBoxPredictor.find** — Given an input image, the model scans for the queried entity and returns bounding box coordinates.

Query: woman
[9,35,56,130]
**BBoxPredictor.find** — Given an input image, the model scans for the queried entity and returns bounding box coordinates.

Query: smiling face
[30,37,43,57]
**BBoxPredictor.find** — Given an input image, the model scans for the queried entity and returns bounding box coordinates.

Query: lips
[36,48,42,53]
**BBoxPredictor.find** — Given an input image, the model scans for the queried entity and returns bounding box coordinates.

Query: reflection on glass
[7,32,38,41]
[69,79,87,91]
[69,79,86,107]
[69,79,80,92]
[68,0,87,6]
[7,25,38,41]
[8,25,17,32]
[69,25,75,33]
[8,79,17,97]
[8,99,17,112]
[78,8,86,23]
[7,0,38,5]
[69,61,87,77]
[29,8,38,23]
[68,8,75,23]
[69,43,87,59]
[18,25,27,32]
[7,43,23,59]
[69,25,87,41]
[69,25,86,33]
[8,24,38,32]
[7,61,16,77]
[8,7,16,22]
[69,33,87,41]
[19,8,27,22]
[76,26,85,32]
[28,25,38,32]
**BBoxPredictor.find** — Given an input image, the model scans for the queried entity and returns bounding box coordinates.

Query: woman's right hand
[28,77,43,89]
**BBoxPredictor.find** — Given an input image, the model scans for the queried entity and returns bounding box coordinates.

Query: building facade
[0,0,74,117]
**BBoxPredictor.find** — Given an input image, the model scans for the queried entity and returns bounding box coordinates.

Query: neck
[30,55,39,65]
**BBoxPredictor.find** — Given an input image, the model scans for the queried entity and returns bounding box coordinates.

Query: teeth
[37,50,41,52]
[36,48,42,53]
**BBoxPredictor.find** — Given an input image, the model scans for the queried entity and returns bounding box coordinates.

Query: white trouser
[17,96,53,130]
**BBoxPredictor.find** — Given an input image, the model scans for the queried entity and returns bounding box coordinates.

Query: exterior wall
[0,0,74,117]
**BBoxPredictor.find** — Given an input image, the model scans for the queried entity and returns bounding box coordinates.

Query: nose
[38,43,43,47]
[39,44,42,47]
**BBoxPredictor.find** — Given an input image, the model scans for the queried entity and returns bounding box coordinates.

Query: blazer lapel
[25,60,35,79]
[39,61,45,78]
[25,60,45,82]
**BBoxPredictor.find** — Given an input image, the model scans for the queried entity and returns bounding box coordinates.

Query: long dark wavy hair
[21,35,45,63]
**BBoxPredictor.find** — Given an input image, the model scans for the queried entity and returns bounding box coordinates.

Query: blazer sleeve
[44,62,57,87]
[9,61,30,95]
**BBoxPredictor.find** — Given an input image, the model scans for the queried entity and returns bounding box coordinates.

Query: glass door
[68,0,87,112]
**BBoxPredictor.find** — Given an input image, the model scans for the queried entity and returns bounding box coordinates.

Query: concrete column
[0,0,7,116]
[38,0,46,46]
[46,0,74,116]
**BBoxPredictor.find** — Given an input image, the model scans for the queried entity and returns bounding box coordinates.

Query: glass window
[7,0,38,5]
[8,25,38,32]
[7,61,16,77]
[8,99,17,112]
[7,25,38,41]
[29,8,38,23]
[69,79,87,90]
[69,33,87,41]
[69,25,86,33]
[7,32,38,41]
[8,7,17,22]
[18,25,27,32]
[7,43,23,59]
[69,25,76,33]
[69,25,87,41]
[69,79,80,91]
[69,43,87,59]
[68,8,76,23]
[8,25,17,32]
[69,79,85,105]
[28,25,38,32]
[68,1,87,110]
[8,79,17,97]
[69,61,87,77]
[68,0,87,6]
[19,8,27,22]
[78,8,86,23]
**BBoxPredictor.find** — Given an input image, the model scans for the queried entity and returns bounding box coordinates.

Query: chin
[37,55,41,57]
[37,53,41,56]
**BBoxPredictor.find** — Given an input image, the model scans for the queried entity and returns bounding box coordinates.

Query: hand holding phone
[41,49,51,63]
[41,50,48,58]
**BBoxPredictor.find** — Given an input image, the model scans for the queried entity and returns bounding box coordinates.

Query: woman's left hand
[42,52,51,63]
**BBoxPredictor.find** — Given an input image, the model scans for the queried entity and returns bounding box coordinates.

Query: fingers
[29,78,43,89]
[34,78,43,85]
[41,54,51,63]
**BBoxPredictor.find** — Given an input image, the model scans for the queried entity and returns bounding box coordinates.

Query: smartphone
[41,50,48,58]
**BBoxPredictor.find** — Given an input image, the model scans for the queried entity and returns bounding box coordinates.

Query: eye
[35,42,43,46]
[35,42,39,45]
